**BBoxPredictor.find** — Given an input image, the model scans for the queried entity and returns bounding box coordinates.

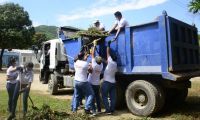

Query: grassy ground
[1,79,200,120]
[0,90,72,119]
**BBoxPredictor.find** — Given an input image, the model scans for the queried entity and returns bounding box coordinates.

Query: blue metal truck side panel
[61,14,199,81]
[131,22,161,73]
[62,38,81,70]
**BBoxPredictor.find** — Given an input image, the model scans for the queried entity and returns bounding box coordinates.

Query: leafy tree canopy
[189,0,200,14]
[0,3,35,49]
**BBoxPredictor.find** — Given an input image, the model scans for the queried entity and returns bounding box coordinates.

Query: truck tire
[125,80,165,116]
[48,74,58,95]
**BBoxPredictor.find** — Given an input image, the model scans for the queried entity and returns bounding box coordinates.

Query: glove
[89,48,93,54]
[93,40,97,46]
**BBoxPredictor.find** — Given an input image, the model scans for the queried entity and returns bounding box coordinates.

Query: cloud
[57,0,167,24]
[32,21,41,27]
[0,0,10,5]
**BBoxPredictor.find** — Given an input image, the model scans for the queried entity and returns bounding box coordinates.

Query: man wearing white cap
[93,20,105,31]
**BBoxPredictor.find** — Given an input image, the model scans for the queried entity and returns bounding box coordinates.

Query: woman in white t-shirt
[6,58,19,119]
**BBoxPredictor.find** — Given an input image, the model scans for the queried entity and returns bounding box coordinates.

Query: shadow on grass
[154,96,200,119]
[53,88,74,96]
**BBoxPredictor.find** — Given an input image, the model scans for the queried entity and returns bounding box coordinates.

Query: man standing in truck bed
[108,11,129,41]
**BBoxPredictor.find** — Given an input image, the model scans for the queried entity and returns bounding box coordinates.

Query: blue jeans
[6,82,17,113]
[8,81,30,115]
[71,91,84,111]
[91,85,101,112]
[72,80,94,112]
[101,81,116,112]
[21,85,30,113]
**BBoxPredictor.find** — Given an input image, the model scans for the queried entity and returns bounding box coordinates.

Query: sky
[0,0,199,32]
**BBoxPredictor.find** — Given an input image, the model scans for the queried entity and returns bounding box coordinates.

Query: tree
[32,32,48,49]
[0,3,35,70]
[189,0,200,14]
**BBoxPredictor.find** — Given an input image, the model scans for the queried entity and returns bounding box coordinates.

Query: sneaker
[104,111,112,115]
[96,111,101,115]
[7,114,15,120]
[84,109,92,114]
[92,112,97,116]
[23,112,27,118]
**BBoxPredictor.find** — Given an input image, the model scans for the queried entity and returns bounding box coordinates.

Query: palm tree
[189,0,200,14]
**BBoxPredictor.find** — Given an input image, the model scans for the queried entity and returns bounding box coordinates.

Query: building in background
[0,49,39,68]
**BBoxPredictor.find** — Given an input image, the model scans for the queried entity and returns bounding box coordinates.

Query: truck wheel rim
[132,89,148,108]
[48,79,53,90]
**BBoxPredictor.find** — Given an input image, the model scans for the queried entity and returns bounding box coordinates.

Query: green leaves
[0,3,35,49]
[189,0,200,14]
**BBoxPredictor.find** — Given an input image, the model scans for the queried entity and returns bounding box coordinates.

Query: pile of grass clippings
[25,104,92,120]
[70,27,108,40]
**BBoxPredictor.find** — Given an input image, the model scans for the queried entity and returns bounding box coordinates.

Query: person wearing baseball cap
[87,40,103,115]
[93,19,105,31]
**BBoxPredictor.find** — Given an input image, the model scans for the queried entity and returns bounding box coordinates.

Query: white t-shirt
[74,60,89,82]
[103,56,117,83]
[115,18,129,29]
[88,58,103,85]
[94,23,105,30]
[6,66,18,84]
[17,70,34,85]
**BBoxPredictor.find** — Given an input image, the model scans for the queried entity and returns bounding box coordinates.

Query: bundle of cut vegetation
[25,104,92,120]
[70,27,108,42]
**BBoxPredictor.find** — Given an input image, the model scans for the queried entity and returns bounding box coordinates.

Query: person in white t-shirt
[108,11,129,42]
[6,58,21,120]
[93,19,105,31]
[101,41,117,114]
[87,40,103,114]
[7,62,34,119]
[72,52,94,114]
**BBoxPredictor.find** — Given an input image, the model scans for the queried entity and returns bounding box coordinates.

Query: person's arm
[108,24,117,34]
[107,42,111,60]
[9,66,18,72]
[113,27,121,42]
[91,40,97,59]
[6,75,17,81]
[91,46,95,59]
[83,53,89,61]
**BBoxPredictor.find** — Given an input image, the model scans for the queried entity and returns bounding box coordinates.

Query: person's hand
[93,40,97,46]
[112,36,117,42]
[16,66,23,72]
[88,66,93,73]
[89,48,93,54]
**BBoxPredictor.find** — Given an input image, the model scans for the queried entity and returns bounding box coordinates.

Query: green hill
[35,25,58,39]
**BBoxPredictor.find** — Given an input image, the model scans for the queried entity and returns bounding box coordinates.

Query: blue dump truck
[34,12,200,116]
